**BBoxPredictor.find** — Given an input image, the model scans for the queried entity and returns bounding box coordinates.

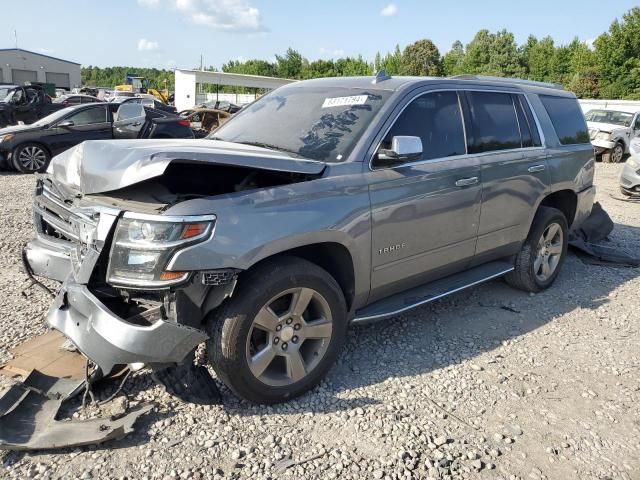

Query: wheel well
[251,243,356,311]
[539,190,577,227]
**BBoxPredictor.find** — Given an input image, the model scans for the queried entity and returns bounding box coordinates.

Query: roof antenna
[372,70,391,84]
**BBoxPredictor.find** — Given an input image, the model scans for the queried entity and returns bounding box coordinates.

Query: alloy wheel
[612,144,624,163]
[18,146,47,172]
[245,287,333,387]
[534,222,563,282]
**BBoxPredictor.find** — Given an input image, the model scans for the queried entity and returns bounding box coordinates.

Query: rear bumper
[24,234,73,282]
[573,185,596,230]
[46,282,209,375]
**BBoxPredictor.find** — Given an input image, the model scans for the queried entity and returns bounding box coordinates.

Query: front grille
[34,183,99,245]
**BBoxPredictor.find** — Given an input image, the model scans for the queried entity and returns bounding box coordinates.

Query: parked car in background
[0,102,194,173]
[0,84,19,100]
[198,99,242,113]
[619,135,640,196]
[119,95,177,114]
[178,108,230,138]
[585,109,640,163]
[54,94,102,106]
[0,85,65,128]
[108,91,136,102]
[24,74,595,404]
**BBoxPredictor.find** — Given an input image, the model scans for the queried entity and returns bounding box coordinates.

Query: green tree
[401,39,442,76]
[374,45,403,75]
[442,41,465,76]
[525,36,555,81]
[275,48,304,79]
[595,7,640,98]
[462,29,524,77]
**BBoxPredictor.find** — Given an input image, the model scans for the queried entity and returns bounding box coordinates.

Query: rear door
[47,105,111,154]
[462,90,549,265]
[367,90,482,302]
[113,103,147,139]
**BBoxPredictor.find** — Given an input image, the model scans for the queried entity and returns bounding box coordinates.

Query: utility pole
[14,30,18,49]
[200,54,203,71]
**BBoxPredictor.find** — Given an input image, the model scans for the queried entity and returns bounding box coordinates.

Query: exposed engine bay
[87,161,321,213]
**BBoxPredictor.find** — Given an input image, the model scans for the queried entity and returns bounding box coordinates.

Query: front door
[367,90,482,303]
[48,105,111,155]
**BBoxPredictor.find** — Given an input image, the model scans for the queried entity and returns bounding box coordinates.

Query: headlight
[107,213,215,287]
[627,157,639,168]
[595,132,612,141]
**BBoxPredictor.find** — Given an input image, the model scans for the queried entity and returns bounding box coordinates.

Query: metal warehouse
[0,48,81,90]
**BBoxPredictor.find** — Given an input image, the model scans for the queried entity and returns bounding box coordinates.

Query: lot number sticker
[322,95,368,108]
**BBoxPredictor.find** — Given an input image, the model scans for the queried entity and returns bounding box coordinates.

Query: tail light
[178,119,190,127]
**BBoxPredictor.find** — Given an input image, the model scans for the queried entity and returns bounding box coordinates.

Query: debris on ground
[0,370,152,451]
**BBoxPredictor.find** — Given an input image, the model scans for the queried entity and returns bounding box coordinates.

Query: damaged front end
[24,174,233,379]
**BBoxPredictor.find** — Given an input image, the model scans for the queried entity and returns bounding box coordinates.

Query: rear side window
[466,92,521,153]
[382,91,466,162]
[539,95,589,145]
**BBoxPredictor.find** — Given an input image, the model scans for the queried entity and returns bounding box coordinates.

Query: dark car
[120,96,178,115]
[0,102,194,173]
[54,94,102,107]
[0,85,65,128]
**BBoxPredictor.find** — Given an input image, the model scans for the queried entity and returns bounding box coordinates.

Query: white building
[0,48,81,90]
[174,69,295,112]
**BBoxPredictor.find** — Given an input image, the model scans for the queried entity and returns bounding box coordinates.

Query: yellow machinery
[115,74,170,103]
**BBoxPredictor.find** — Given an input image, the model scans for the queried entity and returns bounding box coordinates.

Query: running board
[352,261,514,324]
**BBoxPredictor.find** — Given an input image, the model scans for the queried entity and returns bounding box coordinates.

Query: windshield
[31,107,77,127]
[1,88,15,102]
[585,109,634,127]
[210,86,392,162]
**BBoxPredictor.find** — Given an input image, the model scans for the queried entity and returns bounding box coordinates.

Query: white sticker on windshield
[322,95,368,108]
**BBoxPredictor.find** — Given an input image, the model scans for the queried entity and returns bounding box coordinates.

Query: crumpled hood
[47,139,326,195]
[587,121,627,134]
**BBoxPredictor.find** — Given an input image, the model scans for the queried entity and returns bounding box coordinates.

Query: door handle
[455,176,479,187]
[528,164,546,173]
[131,122,142,127]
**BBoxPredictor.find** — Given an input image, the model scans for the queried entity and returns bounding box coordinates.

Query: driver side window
[67,106,108,126]
[377,91,466,165]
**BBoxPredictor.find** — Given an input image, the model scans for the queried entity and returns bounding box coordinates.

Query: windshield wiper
[234,141,304,158]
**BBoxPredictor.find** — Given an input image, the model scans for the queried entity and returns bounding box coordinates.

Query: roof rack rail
[450,75,564,90]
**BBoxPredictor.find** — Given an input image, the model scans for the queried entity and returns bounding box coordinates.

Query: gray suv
[25,74,595,403]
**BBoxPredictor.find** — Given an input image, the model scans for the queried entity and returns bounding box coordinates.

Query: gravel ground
[0,164,638,480]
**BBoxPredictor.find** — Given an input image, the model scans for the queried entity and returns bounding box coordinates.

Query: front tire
[12,143,51,173]
[505,206,568,293]
[602,142,624,163]
[207,256,347,404]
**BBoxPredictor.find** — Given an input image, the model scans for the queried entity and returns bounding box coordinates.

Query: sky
[1,0,638,70]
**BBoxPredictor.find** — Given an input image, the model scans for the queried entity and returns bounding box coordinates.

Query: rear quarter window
[539,95,589,145]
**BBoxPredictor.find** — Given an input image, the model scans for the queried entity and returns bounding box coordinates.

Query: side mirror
[378,136,423,162]
[57,120,74,128]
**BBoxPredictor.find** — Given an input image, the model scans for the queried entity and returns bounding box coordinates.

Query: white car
[585,109,640,163]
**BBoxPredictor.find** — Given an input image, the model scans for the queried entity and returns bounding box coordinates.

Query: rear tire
[505,207,568,293]
[206,256,347,404]
[12,143,51,173]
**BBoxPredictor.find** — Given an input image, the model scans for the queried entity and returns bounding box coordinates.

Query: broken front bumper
[24,234,73,282]
[46,282,208,375]
[591,139,616,154]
